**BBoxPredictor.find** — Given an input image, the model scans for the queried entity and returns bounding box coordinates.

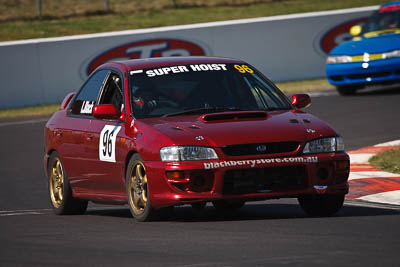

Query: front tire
[48,152,88,215]
[298,194,345,217]
[126,154,155,222]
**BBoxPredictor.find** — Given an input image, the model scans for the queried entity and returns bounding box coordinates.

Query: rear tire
[47,152,88,215]
[336,85,358,96]
[298,194,345,217]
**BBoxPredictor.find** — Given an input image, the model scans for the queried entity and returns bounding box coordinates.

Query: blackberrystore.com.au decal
[203,156,318,170]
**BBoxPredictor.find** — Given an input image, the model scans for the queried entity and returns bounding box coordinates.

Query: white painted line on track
[0,206,127,217]
[375,140,400,147]
[349,153,375,164]
[0,208,52,214]
[0,118,48,127]
[0,5,378,47]
[344,200,400,211]
[348,171,400,180]
[358,190,400,206]
[0,212,43,217]
[306,91,337,97]
[0,208,52,217]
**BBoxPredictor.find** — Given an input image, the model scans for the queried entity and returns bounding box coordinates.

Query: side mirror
[350,25,362,36]
[93,104,121,120]
[292,94,311,109]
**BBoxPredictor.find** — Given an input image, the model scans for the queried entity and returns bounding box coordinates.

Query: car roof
[100,56,246,71]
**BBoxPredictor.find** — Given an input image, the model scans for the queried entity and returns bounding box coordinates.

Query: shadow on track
[355,84,400,96]
[84,201,400,223]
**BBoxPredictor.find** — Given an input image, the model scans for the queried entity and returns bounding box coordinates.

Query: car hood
[330,32,400,56]
[136,110,337,148]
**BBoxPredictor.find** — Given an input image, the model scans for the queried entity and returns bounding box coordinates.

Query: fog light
[166,171,185,180]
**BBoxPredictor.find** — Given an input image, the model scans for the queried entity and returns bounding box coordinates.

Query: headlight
[160,146,218,161]
[326,55,352,64]
[303,137,344,154]
[383,50,400,59]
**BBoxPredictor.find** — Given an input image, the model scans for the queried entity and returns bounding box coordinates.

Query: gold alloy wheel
[128,162,148,215]
[49,158,64,209]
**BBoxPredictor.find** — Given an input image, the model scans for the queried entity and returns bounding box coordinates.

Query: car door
[60,69,109,193]
[83,71,127,196]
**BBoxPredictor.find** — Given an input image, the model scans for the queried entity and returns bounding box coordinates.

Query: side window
[70,70,109,116]
[98,73,124,112]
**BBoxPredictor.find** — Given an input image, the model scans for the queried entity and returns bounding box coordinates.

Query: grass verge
[0,104,60,119]
[275,78,334,93]
[0,78,333,118]
[0,0,385,41]
[369,148,400,174]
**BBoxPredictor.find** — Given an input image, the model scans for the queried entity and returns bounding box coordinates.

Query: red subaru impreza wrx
[44,56,350,221]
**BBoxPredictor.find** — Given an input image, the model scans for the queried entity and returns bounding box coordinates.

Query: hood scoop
[200,111,268,122]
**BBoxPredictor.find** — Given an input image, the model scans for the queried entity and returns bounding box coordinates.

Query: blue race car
[326,1,400,95]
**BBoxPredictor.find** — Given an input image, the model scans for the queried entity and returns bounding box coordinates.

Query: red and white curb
[346,140,400,205]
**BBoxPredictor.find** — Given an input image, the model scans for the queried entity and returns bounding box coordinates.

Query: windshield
[362,6,400,34]
[129,63,292,119]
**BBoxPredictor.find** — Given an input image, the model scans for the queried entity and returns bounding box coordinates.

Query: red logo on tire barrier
[87,39,207,75]
[320,17,368,54]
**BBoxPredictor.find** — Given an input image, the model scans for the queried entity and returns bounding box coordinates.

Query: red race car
[44,56,350,221]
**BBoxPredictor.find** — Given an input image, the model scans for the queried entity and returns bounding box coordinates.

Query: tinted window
[98,72,124,112]
[71,70,108,115]
[130,63,292,119]
[363,8,400,33]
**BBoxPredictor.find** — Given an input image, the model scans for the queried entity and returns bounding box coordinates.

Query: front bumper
[145,153,350,208]
[326,57,400,86]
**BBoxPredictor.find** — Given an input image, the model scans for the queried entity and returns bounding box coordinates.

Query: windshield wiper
[162,107,242,117]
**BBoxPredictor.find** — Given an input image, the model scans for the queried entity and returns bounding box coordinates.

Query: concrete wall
[0,6,377,108]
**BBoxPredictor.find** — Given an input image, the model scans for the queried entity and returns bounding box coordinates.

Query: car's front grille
[222,166,307,194]
[329,76,344,81]
[221,142,299,157]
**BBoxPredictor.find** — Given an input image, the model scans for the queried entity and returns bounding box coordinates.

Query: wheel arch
[46,149,57,165]
[124,150,138,180]
[44,149,57,179]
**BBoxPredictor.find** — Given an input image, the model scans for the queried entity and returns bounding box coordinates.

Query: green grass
[275,78,334,93]
[0,104,60,119]
[369,148,400,174]
[0,0,386,41]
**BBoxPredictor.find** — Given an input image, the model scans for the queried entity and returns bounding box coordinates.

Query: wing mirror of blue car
[292,94,311,109]
[350,25,362,36]
[93,104,122,120]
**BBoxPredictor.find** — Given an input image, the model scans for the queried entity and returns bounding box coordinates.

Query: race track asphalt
[1,86,399,267]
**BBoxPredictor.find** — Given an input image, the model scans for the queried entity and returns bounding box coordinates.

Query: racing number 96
[102,130,114,158]
[234,64,254,74]
[99,125,122,162]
